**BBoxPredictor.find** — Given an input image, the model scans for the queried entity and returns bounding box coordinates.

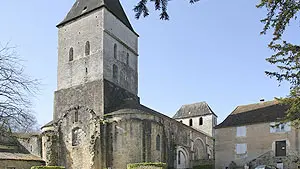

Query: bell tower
[54,0,139,120]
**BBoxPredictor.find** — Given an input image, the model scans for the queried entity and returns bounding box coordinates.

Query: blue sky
[0,0,294,127]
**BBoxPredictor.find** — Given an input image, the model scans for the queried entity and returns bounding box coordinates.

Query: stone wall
[177,114,216,137]
[103,9,138,95]
[57,9,104,90]
[53,80,104,120]
[0,160,44,169]
[104,108,214,169]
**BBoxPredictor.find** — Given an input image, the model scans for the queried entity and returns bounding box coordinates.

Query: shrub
[192,164,213,169]
[127,162,167,169]
[31,167,65,169]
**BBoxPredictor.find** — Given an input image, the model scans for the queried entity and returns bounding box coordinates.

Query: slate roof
[107,103,213,138]
[215,100,290,129]
[173,102,217,119]
[57,0,135,33]
[0,152,43,161]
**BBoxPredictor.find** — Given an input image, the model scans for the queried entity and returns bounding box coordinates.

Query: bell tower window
[189,119,193,126]
[199,117,203,125]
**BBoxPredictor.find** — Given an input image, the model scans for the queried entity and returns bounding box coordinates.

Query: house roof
[173,102,217,119]
[215,100,289,129]
[0,152,44,161]
[57,0,135,33]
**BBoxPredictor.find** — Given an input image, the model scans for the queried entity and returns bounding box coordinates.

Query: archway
[193,138,207,160]
[176,146,189,169]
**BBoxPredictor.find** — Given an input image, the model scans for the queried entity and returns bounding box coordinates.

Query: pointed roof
[57,0,135,33]
[173,102,217,119]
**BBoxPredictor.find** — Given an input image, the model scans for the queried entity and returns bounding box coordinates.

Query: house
[0,132,44,169]
[215,100,299,169]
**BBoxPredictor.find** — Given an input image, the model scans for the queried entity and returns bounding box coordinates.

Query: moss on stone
[31,166,65,169]
[127,162,167,169]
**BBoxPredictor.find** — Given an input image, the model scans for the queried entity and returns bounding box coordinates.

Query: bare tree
[0,43,39,133]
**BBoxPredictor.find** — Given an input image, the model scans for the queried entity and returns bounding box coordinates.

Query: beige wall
[215,122,300,169]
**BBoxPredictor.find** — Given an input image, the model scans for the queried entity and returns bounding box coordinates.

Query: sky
[0,0,296,127]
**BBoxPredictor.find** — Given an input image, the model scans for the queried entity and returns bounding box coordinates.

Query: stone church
[0,0,216,169]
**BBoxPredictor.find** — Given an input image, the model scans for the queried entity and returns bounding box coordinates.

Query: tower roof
[173,102,217,119]
[57,0,134,32]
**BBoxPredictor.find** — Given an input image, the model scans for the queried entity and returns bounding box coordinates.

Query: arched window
[156,135,160,151]
[113,44,117,59]
[74,111,78,122]
[126,53,129,65]
[113,64,118,79]
[85,41,90,56]
[199,117,203,125]
[189,119,193,126]
[69,47,74,61]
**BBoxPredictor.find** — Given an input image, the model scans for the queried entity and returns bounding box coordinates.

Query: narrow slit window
[85,41,90,56]
[178,151,181,164]
[156,135,160,151]
[75,111,78,122]
[113,64,118,79]
[114,44,117,59]
[126,53,129,65]
[189,119,193,126]
[69,47,74,61]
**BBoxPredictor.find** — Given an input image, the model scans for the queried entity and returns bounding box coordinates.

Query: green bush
[192,164,213,169]
[127,162,167,169]
[31,167,65,169]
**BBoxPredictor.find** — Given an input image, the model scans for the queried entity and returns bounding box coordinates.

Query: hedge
[192,164,213,169]
[31,167,65,169]
[127,162,167,169]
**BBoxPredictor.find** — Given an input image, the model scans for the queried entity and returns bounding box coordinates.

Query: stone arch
[176,146,189,169]
[193,137,207,160]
